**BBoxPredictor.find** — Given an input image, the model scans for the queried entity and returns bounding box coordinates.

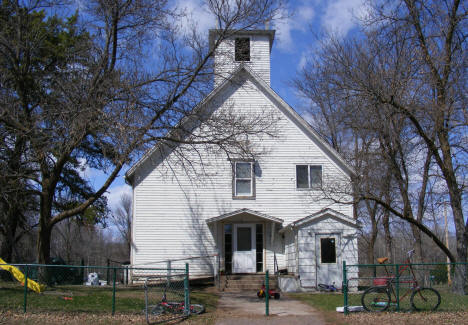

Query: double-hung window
[233,161,255,198]
[296,165,322,189]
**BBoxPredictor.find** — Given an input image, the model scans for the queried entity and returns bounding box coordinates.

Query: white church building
[125,29,358,290]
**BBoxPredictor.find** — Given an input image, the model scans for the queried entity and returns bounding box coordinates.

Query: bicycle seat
[377,257,389,264]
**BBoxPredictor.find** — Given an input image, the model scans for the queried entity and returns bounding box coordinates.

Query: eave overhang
[279,208,359,234]
[205,208,283,224]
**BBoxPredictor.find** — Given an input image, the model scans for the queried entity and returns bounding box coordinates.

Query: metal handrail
[131,253,219,267]
[0,262,183,271]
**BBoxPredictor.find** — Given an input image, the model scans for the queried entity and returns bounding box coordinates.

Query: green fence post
[23,265,29,313]
[80,259,84,283]
[112,267,116,315]
[395,264,400,312]
[343,261,348,315]
[265,270,269,316]
[184,263,190,315]
[107,259,110,284]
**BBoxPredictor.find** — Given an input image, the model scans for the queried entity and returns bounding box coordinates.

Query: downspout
[270,223,275,246]
[294,227,298,275]
[130,180,135,284]
[271,223,276,274]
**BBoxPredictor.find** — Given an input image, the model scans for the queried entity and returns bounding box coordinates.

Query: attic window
[296,165,322,189]
[235,37,250,61]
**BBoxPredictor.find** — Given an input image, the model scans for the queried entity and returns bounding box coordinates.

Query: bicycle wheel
[361,286,391,312]
[318,284,328,291]
[149,303,166,315]
[189,304,205,314]
[165,302,184,314]
[410,287,441,311]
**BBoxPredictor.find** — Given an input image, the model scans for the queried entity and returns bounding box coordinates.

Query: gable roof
[279,208,359,233]
[125,65,355,183]
[205,208,283,224]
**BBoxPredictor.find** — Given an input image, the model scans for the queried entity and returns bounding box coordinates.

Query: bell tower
[209,29,275,87]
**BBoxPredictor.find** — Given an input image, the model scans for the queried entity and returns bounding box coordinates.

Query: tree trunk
[37,189,53,265]
[411,225,424,263]
[367,232,377,264]
[36,172,58,266]
[367,210,378,264]
[443,153,467,294]
[0,209,19,262]
[37,223,51,265]
[453,227,467,294]
[37,216,52,284]
[382,210,393,262]
[1,137,27,263]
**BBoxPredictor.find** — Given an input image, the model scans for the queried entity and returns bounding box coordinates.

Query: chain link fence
[144,268,192,324]
[0,261,189,320]
[342,261,468,314]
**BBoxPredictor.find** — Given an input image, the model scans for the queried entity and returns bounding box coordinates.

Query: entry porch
[206,208,284,274]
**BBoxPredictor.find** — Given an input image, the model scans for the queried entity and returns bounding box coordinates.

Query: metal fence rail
[342,261,468,315]
[0,261,189,319]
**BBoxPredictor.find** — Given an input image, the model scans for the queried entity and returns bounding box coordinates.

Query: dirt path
[214,292,326,325]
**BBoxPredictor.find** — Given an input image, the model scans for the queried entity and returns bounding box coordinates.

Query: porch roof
[279,208,359,233]
[205,208,284,224]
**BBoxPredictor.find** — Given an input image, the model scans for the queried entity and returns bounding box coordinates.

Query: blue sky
[101,0,368,212]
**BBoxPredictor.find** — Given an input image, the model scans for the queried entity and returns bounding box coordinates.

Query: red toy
[257,283,280,300]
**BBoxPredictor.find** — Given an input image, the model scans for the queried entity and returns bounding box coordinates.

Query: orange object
[377,257,389,264]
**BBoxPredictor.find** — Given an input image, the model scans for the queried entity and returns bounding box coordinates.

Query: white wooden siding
[297,217,358,287]
[131,71,353,276]
[284,230,296,273]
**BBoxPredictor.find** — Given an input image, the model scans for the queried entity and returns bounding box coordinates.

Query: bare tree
[0,0,285,265]
[366,0,467,294]
[111,194,132,258]
[294,0,467,293]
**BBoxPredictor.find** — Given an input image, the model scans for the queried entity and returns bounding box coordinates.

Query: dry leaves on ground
[0,311,217,325]
[345,311,468,325]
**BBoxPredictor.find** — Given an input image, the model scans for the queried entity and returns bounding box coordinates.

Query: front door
[316,234,341,286]
[232,224,256,273]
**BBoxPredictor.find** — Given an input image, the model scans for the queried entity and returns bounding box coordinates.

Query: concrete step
[225,279,277,285]
[224,280,277,285]
[224,288,262,293]
[221,274,278,292]
[223,274,275,280]
[225,280,277,286]
[225,284,277,291]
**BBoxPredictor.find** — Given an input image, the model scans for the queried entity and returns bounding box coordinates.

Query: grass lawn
[290,292,344,312]
[293,286,468,312]
[290,288,468,325]
[0,282,219,324]
[1,283,146,313]
[346,286,468,312]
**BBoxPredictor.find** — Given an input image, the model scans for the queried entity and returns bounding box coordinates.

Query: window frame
[234,37,251,62]
[232,160,256,199]
[295,164,322,190]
